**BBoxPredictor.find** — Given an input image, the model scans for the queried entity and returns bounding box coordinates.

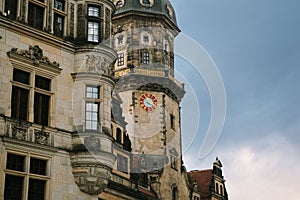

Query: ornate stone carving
[8,45,60,67]
[73,166,111,195]
[105,8,111,39]
[12,126,26,140]
[34,130,50,145]
[86,55,113,76]
[70,3,75,37]
[84,136,100,152]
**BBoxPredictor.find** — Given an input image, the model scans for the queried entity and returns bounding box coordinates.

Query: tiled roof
[188,169,213,199]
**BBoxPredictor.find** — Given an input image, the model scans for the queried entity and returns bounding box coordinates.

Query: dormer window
[143,0,150,5]
[140,0,154,7]
[116,0,124,8]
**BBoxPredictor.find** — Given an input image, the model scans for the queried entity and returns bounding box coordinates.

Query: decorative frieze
[7,45,60,68]
[86,55,114,76]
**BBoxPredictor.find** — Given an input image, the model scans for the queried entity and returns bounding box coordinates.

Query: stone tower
[111,0,189,199]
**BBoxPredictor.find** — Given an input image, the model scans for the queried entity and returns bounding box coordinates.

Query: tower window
[117,154,128,173]
[143,35,149,43]
[172,186,178,200]
[170,114,175,130]
[88,22,100,42]
[85,86,100,131]
[116,128,122,143]
[88,6,100,17]
[117,53,124,66]
[116,0,124,8]
[4,0,18,20]
[117,35,124,45]
[141,52,150,64]
[142,0,150,5]
[54,0,65,11]
[54,14,64,37]
[216,182,219,194]
[28,2,45,30]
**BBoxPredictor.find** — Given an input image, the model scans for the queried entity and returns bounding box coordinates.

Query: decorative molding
[34,130,50,145]
[7,45,60,68]
[86,55,114,76]
[84,135,101,152]
[12,125,27,140]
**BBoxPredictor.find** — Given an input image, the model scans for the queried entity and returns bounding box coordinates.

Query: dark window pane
[54,14,64,37]
[4,175,23,200]
[28,3,44,30]
[6,153,25,171]
[30,158,47,175]
[11,86,29,120]
[117,154,128,173]
[5,0,18,20]
[116,128,122,143]
[13,69,30,84]
[35,75,51,91]
[34,93,50,126]
[28,179,46,200]
[54,0,65,11]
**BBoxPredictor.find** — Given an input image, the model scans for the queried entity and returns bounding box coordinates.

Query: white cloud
[223,135,300,200]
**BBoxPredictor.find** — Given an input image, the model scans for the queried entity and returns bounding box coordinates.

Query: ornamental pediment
[7,45,60,68]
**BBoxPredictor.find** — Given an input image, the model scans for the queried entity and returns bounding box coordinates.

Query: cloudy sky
[170,0,300,199]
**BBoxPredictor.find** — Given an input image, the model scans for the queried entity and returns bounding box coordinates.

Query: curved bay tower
[0,0,228,199]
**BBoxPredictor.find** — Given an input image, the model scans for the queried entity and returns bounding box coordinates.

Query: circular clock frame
[139,93,158,111]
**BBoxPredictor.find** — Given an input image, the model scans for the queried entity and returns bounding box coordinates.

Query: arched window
[172,185,177,200]
[220,185,223,196]
[116,0,123,8]
[116,128,122,143]
[216,182,219,194]
[142,0,150,5]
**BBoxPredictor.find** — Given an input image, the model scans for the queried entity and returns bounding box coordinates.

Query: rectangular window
[5,153,49,200]
[4,175,24,200]
[4,0,18,20]
[88,6,100,17]
[117,53,124,66]
[170,155,177,169]
[85,86,99,131]
[6,153,25,172]
[117,154,128,173]
[28,179,46,200]
[143,35,149,43]
[54,0,65,11]
[170,114,175,130]
[35,76,51,91]
[86,86,99,98]
[141,52,150,64]
[11,86,29,120]
[30,158,47,175]
[28,2,44,30]
[85,103,99,130]
[88,22,99,42]
[54,14,64,37]
[13,68,30,84]
[34,93,50,126]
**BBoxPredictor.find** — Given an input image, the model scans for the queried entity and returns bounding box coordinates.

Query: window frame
[11,67,54,126]
[4,151,51,200]
[85,85,100,131]
[87,4,103,43]
[27,0,47,30]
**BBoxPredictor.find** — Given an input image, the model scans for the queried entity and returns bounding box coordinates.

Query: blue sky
[171,0,300,199]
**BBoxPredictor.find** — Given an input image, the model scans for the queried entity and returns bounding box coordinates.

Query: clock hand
[146,98,154,106]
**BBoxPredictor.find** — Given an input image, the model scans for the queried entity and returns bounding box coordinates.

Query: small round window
[116,0,124,8]
[140,0,154,7]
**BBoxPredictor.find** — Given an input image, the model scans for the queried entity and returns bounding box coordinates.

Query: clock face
[140,93,158,111]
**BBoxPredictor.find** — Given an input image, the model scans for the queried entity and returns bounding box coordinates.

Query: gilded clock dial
[139,93,158,111]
